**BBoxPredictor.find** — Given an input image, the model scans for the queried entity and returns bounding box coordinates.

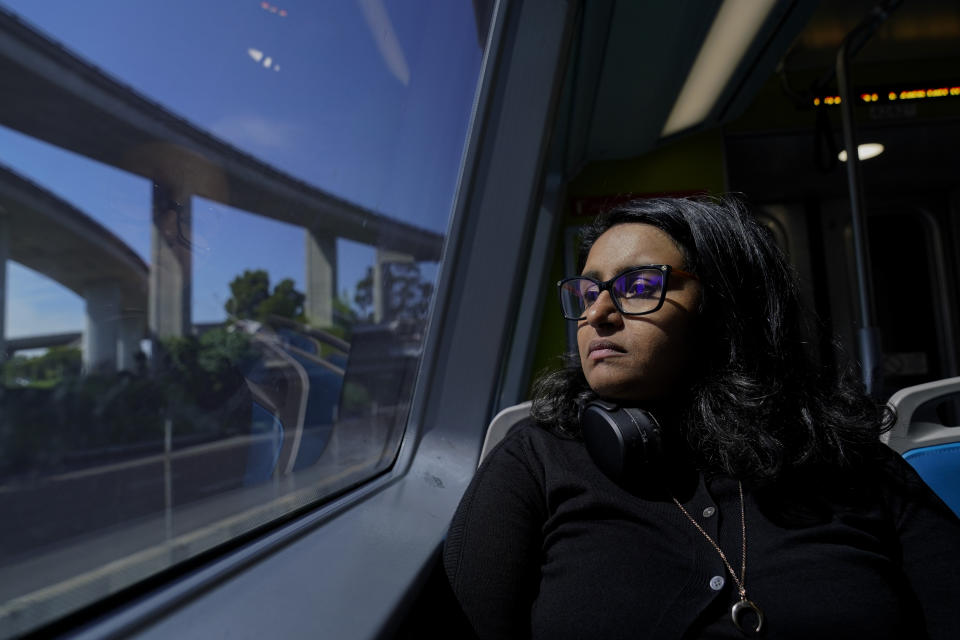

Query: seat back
[883,376,960,516]
[479,401,532,466]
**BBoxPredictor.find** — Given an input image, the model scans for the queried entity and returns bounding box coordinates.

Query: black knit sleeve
[443,424,548,640]
[878,448,960,640]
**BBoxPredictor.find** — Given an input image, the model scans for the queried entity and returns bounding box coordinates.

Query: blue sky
[1,0,484,335]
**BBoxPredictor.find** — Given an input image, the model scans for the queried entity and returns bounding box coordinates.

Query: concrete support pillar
[305,230,337,327]
[149,183,192,338]
[83,281,121,374]
[0,213,7,362]
[373,249,414,323]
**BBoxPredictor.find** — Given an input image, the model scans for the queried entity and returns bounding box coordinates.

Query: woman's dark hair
[531,196,892,482]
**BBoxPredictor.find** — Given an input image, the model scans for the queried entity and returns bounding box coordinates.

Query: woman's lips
[587,340,626,361]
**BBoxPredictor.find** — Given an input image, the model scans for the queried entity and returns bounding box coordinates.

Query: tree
[256,278,304,320]
[354,267,374,321]
[225,269,270,320]
[225,270,305,322]
[382,262,433,322]
[350,262,434,324]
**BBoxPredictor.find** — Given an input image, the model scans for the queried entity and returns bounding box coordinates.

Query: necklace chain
[671,481,764,634]
[670,481,748,599]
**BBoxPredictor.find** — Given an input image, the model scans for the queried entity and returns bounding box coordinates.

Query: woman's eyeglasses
[557,265,698,321]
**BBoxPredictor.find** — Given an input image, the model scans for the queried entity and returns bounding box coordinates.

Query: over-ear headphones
[581,399,663,485]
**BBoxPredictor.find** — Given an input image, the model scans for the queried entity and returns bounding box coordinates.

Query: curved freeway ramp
[0,163,148,370]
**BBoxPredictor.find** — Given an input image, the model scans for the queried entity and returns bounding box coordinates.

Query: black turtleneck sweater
[443,421,960,639]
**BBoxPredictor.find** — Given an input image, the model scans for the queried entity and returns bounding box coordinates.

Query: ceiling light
[661,0,777,137]
[838,143,885,162]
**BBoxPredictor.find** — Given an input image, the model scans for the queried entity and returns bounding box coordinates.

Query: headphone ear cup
[582,403,663,484]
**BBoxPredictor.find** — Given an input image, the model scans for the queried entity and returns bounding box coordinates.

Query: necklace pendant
[731,597,764,635]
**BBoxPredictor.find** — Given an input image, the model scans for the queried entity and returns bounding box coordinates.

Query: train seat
[479,401,532,466]
[883,376,960,517]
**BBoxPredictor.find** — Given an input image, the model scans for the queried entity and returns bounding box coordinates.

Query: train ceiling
[565,0,960,172]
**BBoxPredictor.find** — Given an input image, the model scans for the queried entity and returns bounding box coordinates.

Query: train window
[0,1,489,635]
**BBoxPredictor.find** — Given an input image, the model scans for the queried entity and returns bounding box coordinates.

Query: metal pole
[834,0,900,396]
[836,39,881,396]
[164,416,173,540]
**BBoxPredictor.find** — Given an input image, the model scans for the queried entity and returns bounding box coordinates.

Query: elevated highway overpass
[0,164,147,372]
[0,8,444,338]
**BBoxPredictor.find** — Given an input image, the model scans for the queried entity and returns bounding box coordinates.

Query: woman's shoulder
[868,443,959,518]
[477,417,587,483]
[799,442,960,529]
[486,416,580,459]
[446,421,571,542]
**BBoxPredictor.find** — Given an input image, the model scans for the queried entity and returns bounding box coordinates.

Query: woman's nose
[584,290,622,326]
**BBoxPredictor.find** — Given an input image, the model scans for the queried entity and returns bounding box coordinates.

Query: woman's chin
[587,379,658,406]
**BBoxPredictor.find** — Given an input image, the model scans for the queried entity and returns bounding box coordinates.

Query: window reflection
[0,0,487,635]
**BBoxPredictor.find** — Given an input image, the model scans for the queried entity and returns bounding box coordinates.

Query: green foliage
[224,269,270,320]
[351,262,434,324]
[0,330,255,478]
[198,328,259,374]
[382,262,433,322]
[158,329,256,415]
[0,374,168,476]
[225,269,305,322]
[354,267,374,321]
[256,278,304,321]
[2,347,82,387]
[160,328,257,382]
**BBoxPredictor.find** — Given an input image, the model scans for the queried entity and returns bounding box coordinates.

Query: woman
[443,197,960,639]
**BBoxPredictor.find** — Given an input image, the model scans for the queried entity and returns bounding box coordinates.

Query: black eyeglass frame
[556,264,698,321]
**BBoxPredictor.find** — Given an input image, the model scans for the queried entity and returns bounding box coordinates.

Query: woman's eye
[622,279,654,298]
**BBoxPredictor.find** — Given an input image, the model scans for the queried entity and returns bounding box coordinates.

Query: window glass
[0,1,489,635]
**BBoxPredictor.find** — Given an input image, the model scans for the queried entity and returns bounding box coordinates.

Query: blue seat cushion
[904,443,960,518]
